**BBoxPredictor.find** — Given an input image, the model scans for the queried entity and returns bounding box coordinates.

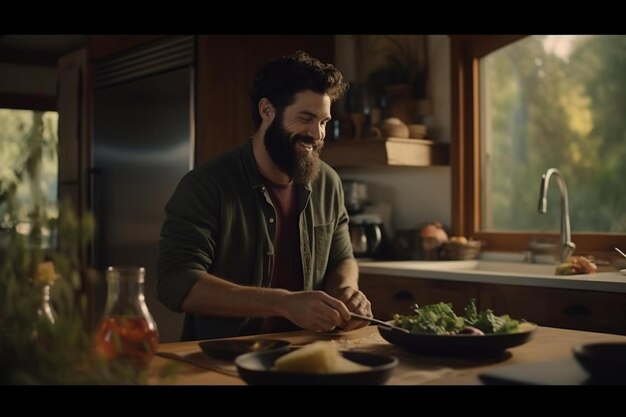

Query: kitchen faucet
[538,168,576,262]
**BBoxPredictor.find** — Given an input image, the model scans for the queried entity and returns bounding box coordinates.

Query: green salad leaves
[393,299,520,335]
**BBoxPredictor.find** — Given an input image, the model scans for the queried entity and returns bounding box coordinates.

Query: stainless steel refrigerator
[92,36,195,341]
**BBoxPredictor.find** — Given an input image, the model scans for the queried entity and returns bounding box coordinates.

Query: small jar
[94,266,159,368]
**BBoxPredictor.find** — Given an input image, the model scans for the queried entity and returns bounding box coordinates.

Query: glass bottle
[94,266,159,368]
[37,284,57,324]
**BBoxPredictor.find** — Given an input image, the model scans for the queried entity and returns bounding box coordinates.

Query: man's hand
[282,291,352,332]
[332,286,373,331]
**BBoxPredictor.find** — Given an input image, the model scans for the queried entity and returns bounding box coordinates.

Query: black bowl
[573,343,626,382]
[378,322,537,357]
[198,339,290,362]
[235,347,398,385]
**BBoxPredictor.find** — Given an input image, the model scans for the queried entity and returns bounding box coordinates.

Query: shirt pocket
[313,223,334,275]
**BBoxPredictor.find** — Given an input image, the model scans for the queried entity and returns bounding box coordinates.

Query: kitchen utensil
[615,247,626,260]
[350,313,409,333]
[235,347,398,385]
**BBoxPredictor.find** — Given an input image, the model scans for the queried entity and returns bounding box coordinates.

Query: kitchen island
[149,325,626,385]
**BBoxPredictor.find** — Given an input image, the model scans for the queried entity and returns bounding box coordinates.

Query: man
[157,51,372,341]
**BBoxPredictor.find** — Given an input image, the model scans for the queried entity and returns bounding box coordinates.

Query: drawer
[545,289,626,335]
[480,283,626,335]
[359,273,480,321]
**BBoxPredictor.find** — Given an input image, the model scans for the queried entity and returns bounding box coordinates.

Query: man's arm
[181,272,351,332]
[324,257,359,297]
[323,258,373,331]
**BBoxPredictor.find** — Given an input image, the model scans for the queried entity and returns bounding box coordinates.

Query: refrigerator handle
[88,167,103,269]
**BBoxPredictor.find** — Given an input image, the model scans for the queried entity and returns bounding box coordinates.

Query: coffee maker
[342,180,387,259]
[349,214,384,258]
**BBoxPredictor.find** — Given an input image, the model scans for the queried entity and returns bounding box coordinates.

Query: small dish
[198,338,290,362]
[573,342,626,382]
[235,347,398,385]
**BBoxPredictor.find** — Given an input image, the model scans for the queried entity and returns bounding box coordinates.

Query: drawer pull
[562,304,593,317]
[393,290,415,301]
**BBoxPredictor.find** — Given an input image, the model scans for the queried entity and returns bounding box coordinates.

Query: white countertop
[357,259,626,293]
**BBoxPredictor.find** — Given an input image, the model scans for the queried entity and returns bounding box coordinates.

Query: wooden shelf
[321,137,449,168]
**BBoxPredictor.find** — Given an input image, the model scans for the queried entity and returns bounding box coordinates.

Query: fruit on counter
[555,255,598,275]
[449,236,469,245]
[420,222,448,250]
[273,341,369,374]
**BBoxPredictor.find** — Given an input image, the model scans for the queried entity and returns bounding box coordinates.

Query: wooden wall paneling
[57,48,89,208]
[87,35,166,61]
[57,47,96,327]
[0,93,56,110]
[57,51,82,185]
[57,48,91,261]
[195,35,334,164]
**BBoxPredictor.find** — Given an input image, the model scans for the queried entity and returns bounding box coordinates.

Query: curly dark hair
[250,50,348,129]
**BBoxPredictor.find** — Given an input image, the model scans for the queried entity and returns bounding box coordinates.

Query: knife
[350,313,410,333]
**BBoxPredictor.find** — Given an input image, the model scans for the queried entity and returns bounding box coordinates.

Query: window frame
[450,35,626,257]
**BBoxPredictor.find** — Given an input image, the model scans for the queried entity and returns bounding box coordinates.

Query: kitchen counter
[149,325,626,385]
[357,260,626,293]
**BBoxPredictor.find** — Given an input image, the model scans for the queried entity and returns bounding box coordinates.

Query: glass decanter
[94,266,159,367]
[37,284,57,324]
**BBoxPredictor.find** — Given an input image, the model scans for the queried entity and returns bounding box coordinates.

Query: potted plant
[364,35,429,125]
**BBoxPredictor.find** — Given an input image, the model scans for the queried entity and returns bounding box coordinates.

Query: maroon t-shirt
[260,177,303,333]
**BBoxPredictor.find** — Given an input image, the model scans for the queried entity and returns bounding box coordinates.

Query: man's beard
[264,112,324,184]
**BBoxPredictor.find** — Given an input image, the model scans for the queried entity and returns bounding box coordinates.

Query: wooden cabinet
[322,137,449,168]
[359,273,479,320]
[195,35,335,163]
[359,273,626,335]
[480,283,626,335]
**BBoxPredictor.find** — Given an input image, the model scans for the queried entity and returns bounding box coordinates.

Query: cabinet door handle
[562,304,593,317]
[393,291,415,301]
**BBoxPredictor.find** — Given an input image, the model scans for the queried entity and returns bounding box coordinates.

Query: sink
[406,260,557,276]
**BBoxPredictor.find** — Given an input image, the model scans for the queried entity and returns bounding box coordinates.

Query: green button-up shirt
[157,140,353,340]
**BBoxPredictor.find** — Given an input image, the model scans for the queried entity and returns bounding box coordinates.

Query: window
[0,108,58,244]
[451,35,626,255]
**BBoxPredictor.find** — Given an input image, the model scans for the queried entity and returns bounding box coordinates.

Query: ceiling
[0,35,87,66]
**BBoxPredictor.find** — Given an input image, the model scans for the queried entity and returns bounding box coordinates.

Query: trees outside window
[452,35,626,254]
[0,109,58,245]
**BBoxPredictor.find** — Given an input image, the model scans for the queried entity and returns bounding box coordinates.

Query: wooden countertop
[147,325,626,385]
[358,260,626,293]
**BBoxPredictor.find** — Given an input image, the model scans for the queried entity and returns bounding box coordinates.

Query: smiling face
[264,91,331,184]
